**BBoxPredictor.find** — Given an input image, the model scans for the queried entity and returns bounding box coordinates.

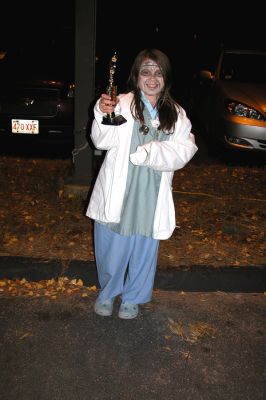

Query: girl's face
[138,59,164,104]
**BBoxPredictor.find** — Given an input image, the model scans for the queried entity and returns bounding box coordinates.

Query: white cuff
[130,147,148,165]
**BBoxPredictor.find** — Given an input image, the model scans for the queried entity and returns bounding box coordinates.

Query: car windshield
[219,53,266,84]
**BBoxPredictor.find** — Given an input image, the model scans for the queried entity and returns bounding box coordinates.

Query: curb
[0,256,265,293]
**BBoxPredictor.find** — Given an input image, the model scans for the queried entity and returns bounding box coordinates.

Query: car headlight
[225,100,265,121]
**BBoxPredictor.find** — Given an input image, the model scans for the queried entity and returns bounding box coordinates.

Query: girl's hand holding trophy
[101,52,127,126]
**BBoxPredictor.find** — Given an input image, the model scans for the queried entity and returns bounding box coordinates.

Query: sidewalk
[0,256,265,400]
[0,288,265,400]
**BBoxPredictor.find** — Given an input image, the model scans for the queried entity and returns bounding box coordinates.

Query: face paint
[138,59,164,103]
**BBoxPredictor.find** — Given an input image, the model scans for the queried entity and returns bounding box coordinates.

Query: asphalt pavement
[0,286,265,400]
[0,255,265,399]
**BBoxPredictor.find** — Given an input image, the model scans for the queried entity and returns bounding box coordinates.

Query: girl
[86,49,198,319]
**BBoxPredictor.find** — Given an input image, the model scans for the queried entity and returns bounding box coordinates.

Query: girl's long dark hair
[127,48,179,132]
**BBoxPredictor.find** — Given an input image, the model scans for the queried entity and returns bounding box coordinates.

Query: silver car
[190,49,266,154]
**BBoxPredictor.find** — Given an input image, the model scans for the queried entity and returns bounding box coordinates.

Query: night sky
[1,0,265,101]
[96,0,265,101]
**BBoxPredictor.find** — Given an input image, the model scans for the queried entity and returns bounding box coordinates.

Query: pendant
[139,124,149,135]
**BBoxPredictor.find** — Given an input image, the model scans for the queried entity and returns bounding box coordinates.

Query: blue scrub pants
[94,222,159,304]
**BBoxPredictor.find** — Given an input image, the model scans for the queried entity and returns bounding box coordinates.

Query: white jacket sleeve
[90,99,119,150]
[130,109,198,172]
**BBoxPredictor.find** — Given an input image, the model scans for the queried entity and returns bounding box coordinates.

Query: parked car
[189,48,266,155]
[0,46,75,157]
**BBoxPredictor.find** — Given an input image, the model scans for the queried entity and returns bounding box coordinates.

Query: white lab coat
[86,92,198,239]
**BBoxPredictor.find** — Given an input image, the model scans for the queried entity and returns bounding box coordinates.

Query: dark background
[96,0,265,102]
[1,0,265,105]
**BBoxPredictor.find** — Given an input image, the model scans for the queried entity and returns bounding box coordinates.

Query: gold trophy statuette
[102,52,127,126]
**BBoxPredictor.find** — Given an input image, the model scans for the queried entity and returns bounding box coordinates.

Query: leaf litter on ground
[0,156,265,268]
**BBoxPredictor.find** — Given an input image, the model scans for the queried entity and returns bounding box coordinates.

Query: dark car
[190,49,266,155]
[0,44,75,157]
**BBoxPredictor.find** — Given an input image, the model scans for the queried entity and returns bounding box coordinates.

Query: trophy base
[102,114,127,126]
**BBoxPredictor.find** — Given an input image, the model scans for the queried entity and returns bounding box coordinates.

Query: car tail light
[67,84,75,98]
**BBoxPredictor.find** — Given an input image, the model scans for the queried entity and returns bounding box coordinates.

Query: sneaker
[118,302,139,319]
[94,298,114,317]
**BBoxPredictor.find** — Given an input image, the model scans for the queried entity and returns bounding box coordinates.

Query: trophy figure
[102,52,127,126]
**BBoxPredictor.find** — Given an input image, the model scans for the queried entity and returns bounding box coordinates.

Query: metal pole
[68,0,96,189]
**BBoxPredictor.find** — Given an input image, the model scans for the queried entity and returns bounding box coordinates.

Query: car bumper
[0,119,74,142]
[218,117,266,152]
